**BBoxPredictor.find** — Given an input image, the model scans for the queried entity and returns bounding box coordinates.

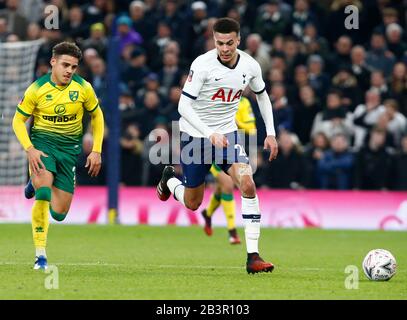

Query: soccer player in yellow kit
[12,42,104,270]
[201,96,256,244]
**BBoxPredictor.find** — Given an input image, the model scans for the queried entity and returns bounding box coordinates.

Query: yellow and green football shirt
[17,73,99,145]
[235,96,256,134]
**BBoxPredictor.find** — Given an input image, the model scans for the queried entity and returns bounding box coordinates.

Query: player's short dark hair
[52,42,82,60]
[213,18,240,35]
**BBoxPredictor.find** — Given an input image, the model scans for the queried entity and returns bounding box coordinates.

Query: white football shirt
[180,48,266,137]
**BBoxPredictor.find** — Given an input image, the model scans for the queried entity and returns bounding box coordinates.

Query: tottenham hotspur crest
[69,90,79,102]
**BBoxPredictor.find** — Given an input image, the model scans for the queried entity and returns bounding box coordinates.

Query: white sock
[241,195,261,254]
[167,177,185,206]
[36,247,46,258]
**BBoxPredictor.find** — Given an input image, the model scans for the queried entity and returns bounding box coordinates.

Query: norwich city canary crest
[69,90,79,102]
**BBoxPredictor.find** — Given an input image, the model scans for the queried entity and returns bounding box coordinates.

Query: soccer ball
[362,249,397,281]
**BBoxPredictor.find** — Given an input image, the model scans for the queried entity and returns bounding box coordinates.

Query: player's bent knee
[32,171,53,189]
[35,187,51,202]
[221,183,234,195]
[185,199,202,211]
[50,206,67,222]
[240,179,256,197]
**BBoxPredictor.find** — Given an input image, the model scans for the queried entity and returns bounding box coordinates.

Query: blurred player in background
[157,18,278,274]
[201,96,256,245]
[12,42,104,270]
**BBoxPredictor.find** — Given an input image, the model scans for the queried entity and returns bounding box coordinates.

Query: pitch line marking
[3,262,403,273]
[0,262,354,271]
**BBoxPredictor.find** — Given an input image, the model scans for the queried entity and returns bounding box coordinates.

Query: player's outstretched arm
[179,94,229,147]
[86,107,104,177]
[12,111,32,150]
[255,90,278,161]
[12,112,48,175]
[178,94,213,138]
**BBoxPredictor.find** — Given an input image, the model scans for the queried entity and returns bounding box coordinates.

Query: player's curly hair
[52,42,82,60]
[213,17,240,35]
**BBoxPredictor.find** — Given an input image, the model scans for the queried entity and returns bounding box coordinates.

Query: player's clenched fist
[209,133,229,148]
[85,151,102,177]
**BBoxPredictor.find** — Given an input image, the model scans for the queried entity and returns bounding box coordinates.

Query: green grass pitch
[0,224,406,300]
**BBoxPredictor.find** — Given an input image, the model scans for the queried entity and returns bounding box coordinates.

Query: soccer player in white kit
[157,18,278,274]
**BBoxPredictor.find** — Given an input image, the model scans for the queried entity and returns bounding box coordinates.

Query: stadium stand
[1,0,406,190]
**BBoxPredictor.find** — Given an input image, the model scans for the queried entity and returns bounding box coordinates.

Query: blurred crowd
[2,0,406,190]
